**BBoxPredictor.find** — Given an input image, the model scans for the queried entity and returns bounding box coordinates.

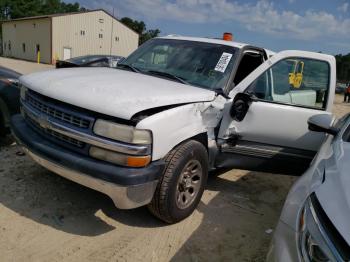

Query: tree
[141,29,161,45]
[0,0,85,20]
[120,17,160,45]
[0,0,40,19]
[0,0,85,51]
[120,17,145,35]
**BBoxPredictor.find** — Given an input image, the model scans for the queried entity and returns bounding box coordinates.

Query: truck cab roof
[158,35,276,57]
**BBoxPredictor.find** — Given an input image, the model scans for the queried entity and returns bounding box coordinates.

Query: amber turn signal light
[127,155,151,167]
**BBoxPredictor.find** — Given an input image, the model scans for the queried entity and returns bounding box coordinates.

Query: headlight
[301,232,329,262]
[8,78,19,85]
[93,119,152,145]
[20,85,28,100]
[0,78,19,87]
[89,146,151,167]
[7,78,19,86]
[92,120,152,167]
[299,196,343,262]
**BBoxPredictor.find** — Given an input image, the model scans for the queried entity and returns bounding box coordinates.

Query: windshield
[120,38,238,90]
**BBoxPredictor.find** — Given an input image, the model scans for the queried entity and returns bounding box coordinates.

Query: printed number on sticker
[214,53,233,73]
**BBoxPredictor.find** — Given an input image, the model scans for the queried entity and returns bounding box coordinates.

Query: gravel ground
[0,58,349,261]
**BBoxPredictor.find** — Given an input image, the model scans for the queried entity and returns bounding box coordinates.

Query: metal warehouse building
[1,10,139,64]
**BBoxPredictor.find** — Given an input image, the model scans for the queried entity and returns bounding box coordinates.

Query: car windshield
[120,38,238,90]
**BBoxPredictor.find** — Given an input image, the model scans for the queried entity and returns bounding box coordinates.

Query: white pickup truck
[11,36,336,223]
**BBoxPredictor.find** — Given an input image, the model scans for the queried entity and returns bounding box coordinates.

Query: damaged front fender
[136,95,228,163]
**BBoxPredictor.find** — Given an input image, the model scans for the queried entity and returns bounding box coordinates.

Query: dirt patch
[333,93,350,118]
[0,144,296,262]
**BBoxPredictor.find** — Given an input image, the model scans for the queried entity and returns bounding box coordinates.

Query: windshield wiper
[146,70,189,85]
[117,63,140,73]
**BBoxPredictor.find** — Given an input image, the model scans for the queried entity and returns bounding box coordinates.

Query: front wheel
[0,112,8,137]
[148,140,208,224]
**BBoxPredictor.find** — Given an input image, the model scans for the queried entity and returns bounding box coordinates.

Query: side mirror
[308,114,339,136]
[230,93,252,122]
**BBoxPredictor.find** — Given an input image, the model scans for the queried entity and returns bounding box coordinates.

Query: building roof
[1,9,115,23]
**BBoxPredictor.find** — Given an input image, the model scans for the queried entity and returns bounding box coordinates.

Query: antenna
[109,7,115,56]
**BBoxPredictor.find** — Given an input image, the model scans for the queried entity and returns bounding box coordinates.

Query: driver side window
[247,58,330,109]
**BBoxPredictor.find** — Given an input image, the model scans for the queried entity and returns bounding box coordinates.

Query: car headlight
[93,119,152,145]
[92,119,152,167]
[0,78,19,87]
[299,195,343,262]
[8,78,19,86]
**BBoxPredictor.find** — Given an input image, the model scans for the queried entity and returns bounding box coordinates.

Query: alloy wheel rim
[176,159,202,210]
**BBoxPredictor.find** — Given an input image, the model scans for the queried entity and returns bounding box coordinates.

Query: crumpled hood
[20,67,216,120]
[315,141,350,245]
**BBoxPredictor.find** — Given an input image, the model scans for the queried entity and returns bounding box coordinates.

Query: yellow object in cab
[289,60,304,88]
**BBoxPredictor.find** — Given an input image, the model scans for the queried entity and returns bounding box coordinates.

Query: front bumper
[11,114,165,209]
[266,220,300,262]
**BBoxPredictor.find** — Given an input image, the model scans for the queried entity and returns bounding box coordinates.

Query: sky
[67,0,350,55]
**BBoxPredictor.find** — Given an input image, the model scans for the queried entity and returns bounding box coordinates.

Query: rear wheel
[148,140,208,224]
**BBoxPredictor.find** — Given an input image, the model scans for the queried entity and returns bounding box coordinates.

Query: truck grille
[26,112,85,148]
[26,92,91,129]
[44,127,85,148]
[21,89,148,158]
[23,90,94,152]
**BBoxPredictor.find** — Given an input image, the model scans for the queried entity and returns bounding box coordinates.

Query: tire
[0,112,7,137]
[148,140,208,224]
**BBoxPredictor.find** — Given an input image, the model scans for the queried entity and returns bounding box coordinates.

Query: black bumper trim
[11,114,165,186]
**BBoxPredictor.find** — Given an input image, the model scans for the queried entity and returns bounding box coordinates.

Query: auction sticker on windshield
[214,52,233,73]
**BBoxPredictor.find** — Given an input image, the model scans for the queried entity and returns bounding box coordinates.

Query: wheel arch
[190,132,208,151]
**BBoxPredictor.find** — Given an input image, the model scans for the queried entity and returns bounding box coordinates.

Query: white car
[11,36,336,223]
[267,113,350,261]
